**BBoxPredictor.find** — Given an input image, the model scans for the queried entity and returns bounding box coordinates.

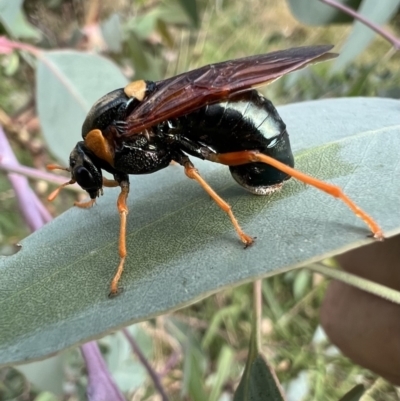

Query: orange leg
[66,176,128,296]
[47,164,76,202]
[47,167,131,295]
[183,159,254,247]
[208,150,384,240]
[109,181,129,297]
[48,179,75,201]
[73,178,118,208]
[102,177,119,188]
[74,198,96,208]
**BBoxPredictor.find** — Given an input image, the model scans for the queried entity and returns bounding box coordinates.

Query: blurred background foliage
[0,0,400,400]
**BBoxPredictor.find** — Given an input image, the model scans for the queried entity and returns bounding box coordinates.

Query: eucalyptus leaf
[286,0,362,25]
[36,51,128,162]
[234,281,285,400]
[16,355,64,395]
[338,384,365,401]
[234,352,285,401]
[233,326,285,401]
[0,0,41,40]
[1,98,399,366]
[101,329,147,392]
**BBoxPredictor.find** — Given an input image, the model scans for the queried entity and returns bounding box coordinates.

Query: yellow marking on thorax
[84,129,115,167]
[124,80,147,101]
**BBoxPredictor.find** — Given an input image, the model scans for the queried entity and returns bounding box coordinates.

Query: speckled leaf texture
[1,97,399,365]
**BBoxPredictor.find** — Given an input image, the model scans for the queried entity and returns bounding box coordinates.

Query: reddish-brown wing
[125,45,337,134]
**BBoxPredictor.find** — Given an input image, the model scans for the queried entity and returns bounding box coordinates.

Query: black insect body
[167,91,294,194]
[48,45,383,296]
[103,90,293,192]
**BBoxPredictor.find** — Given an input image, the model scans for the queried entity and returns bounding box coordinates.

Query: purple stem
[122,328,169,401]
[0,162,81,191]
[0,36,41,56]
[81,342,126,401]
[0,126,45,231]
[32,194,52,224]
[319,0,400,50]
[1,125,123,400]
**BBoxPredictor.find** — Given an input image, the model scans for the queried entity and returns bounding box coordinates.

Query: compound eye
[74,166,94,189]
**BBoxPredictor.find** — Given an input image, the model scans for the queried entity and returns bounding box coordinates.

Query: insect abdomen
[180,90,294,194]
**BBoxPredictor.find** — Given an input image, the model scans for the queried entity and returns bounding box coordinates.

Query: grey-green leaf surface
[286,0,362,25]
[1,98,399,366]
[0,0,41,40]
[36,51,128,162]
